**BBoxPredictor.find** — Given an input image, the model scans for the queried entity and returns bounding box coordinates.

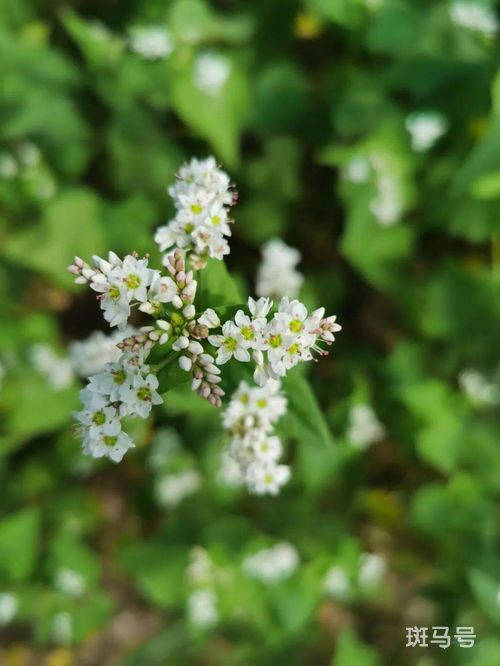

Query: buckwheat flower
[187,547,214,585]
[0,153,18,179]
[209,321,250,364]
[155,470,201,508]
[405,112,447,152]
[324,566,351,600]
[0,593,18,626]
[358,553,387,588]
[341,156,371,183]
[450,1,498,35]
[369,154,403,226]
[198,308,221,328]
[83,430,135,463]
[51,612,73,645]
[74,403,121,439]
[459,368,498,406]
[69,329,132,378]
[187,589,218,628]
[346,404,385,450]
[54,568,86,598]
[130,26,174,59]
[30,344,74,390]
[139,273,178,315]
[218,450,245,487]
[252,434,283,464]
[256,238,304,299]
[120,372,162,418]
[246,461,291,496]
[194,52,231,96]
[155,157,235,267]
[248,296,273,319]
[243,543,299,584]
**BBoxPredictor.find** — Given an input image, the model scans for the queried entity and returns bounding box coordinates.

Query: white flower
[155,157,234,266]
[130,26,174,59]
[83,430,135,463]
[194,52,231,96]
[246,461,291,496]
[248,296,273,319]
[0,593,18,626]
[155,470,201,508]
[369,154,403,226]
[139,273,178,315]
[243,543,299,584]
[405,112,447,152]
[218,450,245,487]
[0,153,18,178]
[69,329,131,377]
[30,344,74,390]
[358,553,387,588]
[256,239,304,299]
[51,612,73,645]
[459,369,498,406]
[341,156,371,183]
[251,434,283,463]
[74,404,121,439]
[187,589,218,628]
[209,321,250,364]
[346,404,385,449]
[450,1,498,35]
[54,568,86,597]
[324,566,351,599]
[120,372,162,418]
[198,308,221,328]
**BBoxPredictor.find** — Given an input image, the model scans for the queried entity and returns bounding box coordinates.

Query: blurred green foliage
[0,0,499,664]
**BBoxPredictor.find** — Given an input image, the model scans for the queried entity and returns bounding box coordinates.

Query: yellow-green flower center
[113,370,127,385]
[92,411,106,425]
[257,399,267,408]
[124,274,141,290]
[269,334,282,348]
[184,223,194,233]
[241,325,254,340]
[264,473,274,484]
[103,435,118,447]
[288,343,300,355]
[223,337,237,352]
[190,203,203,214]
[108,285,121,300]
[137,387,152,402]
[211,215,221,226]
[289,319,303,333]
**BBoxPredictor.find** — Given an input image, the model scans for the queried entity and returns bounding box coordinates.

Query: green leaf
[468,569,500,624]
[156,355,190,395]
[5,189,106,288]
[0,507,40,581]
[170,57,249,167]
[332,629,380,666]
[282,371,334,449]
[196,258,242,309]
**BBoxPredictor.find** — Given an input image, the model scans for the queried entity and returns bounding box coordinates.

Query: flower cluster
[209,296,341,386]
[155,157,236,269]
[69,329,134,378]
[324,552,387,601]
[405,111,447,152]
[30,344,74,390]
[68,156,341,478]
[221,379,289,495]
[129,26,173,59]
[74,351,162,462]
[243,542,299,584]
[256,238,304,300]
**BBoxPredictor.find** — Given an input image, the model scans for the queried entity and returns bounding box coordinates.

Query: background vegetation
[0,0,499,664]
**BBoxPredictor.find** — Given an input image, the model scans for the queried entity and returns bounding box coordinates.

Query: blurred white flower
[342,156,371,183]
[194,52,231,96]
[51,611,73,645]
[0,593,18,626]
[243,542,299,584]
[17,142,41,167]
[147,427,182,470]
[130,26,173,59]
[0,153,18,179]
[69,329,134,378]
[187,589,218,628]
[450,1,498,35]
[324,566,351,599]
[154,470,201,508]
[405,112,447,152]
[346,404,385,450]
[459,369,498,406]
[256,238,304,300]
[30,344,74,390]
[358,553,387,588]
[54,568,86,597]
[187,547,214,585]
[218,449,245,487]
